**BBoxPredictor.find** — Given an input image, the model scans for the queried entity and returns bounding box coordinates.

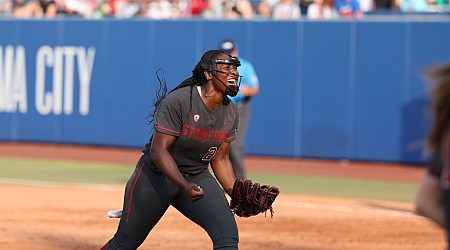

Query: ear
[204,70,212,80]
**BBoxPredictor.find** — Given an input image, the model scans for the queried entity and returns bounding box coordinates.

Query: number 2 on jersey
[202,147,218,161]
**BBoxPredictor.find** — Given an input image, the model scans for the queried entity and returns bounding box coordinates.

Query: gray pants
[104,154,239,250]
[229,102,251,179]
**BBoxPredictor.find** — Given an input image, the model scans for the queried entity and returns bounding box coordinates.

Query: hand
[183,183,204,202]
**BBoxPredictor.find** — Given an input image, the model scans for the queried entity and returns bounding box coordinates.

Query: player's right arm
[150,131,204,201]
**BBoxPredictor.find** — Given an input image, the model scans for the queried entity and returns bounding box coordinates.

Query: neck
[199,85,223,110]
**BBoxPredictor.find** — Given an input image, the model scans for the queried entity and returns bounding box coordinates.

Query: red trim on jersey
[126,160,146,222]
[155,125,181,135]
[226,135,236,140]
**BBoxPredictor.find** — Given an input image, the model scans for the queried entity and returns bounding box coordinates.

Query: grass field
[0,146,444,250]
[0,156,419,203]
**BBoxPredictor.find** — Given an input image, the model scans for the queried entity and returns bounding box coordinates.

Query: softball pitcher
[101,50,242,250]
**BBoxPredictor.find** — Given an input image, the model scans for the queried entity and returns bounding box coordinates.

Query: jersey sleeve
[153,93,183,137]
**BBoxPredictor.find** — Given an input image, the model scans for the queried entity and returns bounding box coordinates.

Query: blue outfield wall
[1,19,450,164]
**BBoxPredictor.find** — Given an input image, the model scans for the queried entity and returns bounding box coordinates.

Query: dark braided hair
[146,50,227,125]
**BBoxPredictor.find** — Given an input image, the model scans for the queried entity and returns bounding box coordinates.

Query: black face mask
[213,69,240,97]
[201,57,242,97]
[225,84,239,97]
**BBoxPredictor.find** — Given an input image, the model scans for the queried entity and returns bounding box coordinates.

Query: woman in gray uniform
[101,50,242,250]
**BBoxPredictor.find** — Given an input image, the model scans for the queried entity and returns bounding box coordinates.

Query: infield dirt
[0,142,445,250]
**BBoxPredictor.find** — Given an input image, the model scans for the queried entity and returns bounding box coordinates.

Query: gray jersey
[145,86,239,174]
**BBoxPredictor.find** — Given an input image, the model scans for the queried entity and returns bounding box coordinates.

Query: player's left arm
[210,142,236,197]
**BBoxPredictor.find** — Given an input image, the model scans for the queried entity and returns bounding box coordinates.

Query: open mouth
[227,78,237,86]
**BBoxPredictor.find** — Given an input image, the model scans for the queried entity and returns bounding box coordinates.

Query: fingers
[186,183,204,202]
[192,185,204,201]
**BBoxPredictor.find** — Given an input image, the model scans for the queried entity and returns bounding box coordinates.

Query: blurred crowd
[0,0,448,19]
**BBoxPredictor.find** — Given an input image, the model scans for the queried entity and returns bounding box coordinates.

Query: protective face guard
[213,57,241,68]
[200,56,242,97]
[201,57,241,73]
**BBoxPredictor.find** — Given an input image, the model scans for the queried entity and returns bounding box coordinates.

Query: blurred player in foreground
[101,50,241,249]
[415,62,450,249]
